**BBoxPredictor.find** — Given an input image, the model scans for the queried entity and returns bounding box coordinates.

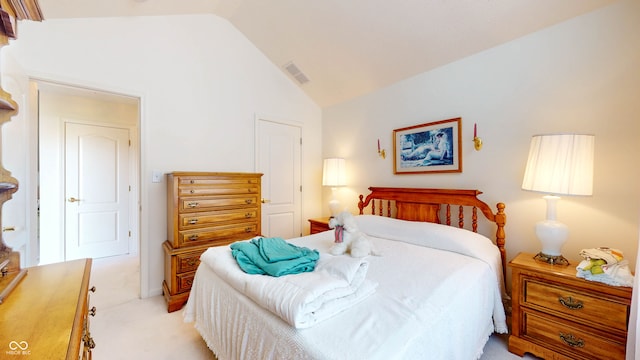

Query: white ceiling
[37,0,615,107]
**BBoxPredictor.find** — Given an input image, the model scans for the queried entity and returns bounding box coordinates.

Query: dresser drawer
[177,223,259,247]
[524,279,629,331]
[176,250,203,274]
[522,310,626,359]
[178,194,259,212]
[176,271,196,293]
[179,208,258,229]
[178,181,259,197]
[178,176,259,188]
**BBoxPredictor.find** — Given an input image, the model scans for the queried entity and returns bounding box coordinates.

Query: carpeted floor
[90,254,538,359]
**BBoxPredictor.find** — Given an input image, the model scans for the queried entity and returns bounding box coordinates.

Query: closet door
[256,118,302,238]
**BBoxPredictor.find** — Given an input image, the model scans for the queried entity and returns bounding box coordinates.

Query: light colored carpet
[90,254,537,359]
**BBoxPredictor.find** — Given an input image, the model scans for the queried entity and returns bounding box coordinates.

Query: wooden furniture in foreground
[0,259,95,359]
[308,217,331,234]
[509,252,632,360]
[163,171,263,312]
[358,186,507,283]
[0,0,44,304]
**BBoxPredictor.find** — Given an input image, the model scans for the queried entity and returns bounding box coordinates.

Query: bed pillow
[354,214,498,266]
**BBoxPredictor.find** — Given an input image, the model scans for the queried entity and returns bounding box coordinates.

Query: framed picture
[393,117,462,174]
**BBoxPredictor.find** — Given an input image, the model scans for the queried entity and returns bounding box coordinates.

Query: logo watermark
[6,341,30,356]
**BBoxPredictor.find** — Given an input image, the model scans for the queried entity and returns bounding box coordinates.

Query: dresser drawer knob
[188,219,198,225]
[187,202,199,208]
[245,227,253,233]
[89,306,97,316]
[190,189,195,194]
[189,235,199,241]
[187,258,198,266]
[558,296,583,310]
[90,286,96,293]
[559,332,585,348]
[245,199,253,204]
[245,213,253,218]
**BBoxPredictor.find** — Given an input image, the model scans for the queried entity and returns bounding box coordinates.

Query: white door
[65,122,130,260]
[257,119,302,239]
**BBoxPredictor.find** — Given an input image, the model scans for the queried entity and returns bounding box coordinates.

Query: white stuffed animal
[328,211,379,257]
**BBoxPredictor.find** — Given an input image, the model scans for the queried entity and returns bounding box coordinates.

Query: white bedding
[184,215,508,360]
[199,241,378,328]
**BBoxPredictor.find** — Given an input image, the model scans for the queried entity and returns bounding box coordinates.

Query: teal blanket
[231,237,320,277]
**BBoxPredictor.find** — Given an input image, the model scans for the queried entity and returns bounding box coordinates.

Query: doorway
[35,81,140,266]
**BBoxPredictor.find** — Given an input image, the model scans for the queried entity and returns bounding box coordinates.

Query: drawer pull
[559,296,583,310]
[189,235,199,241]
[89,306,97,316]
[83,334,96,349]
[190,189,195,194]
[559,332,585,348]
[188,219,198,225]
[245,199,253,204]
[187,202,199,208]
[90,286,96,293]
[245,213,253,218]
[245,227,253,233]
[190,180,195,184]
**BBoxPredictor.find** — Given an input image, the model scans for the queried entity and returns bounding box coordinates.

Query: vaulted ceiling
[38,0,615,107]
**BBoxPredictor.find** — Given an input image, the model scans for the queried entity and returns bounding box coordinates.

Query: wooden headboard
[358,187,507,283]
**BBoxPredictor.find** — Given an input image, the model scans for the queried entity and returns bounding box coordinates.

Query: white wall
[323,0,640,275]
[2,14,322,297]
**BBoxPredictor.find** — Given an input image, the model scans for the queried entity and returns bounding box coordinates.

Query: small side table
[508,252,632,359]
[308,217,331,234]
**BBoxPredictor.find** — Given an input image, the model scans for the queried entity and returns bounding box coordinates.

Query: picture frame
[393,117,462,174]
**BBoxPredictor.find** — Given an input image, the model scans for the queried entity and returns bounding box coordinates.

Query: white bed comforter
[198,241,378,328]
[185,215,508,359]
[354,215,508,334]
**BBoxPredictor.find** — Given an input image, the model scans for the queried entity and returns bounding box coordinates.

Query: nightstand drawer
[523,311,626,360]
[309,217,331,234]
[524,279,628,331]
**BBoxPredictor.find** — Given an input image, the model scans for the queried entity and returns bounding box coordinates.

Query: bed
[184,187,508,359]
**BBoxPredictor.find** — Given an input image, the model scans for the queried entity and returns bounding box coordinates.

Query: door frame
[254,113,304,237]
[28,78,144,292]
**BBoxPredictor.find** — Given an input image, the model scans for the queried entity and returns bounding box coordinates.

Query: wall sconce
[322,158,347,216]
[377,139,386,159]
[473,123,483,151]
[522,133,595,265]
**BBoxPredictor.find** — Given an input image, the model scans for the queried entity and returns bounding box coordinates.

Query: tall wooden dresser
[0,259,95,359]
[162,172,262,312]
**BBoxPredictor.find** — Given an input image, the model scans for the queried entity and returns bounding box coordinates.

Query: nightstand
[508,252,632,360]
[308,217,331,234]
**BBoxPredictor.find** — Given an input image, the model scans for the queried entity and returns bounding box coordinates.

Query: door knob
[68,197,81,203]
[261,198,271,203]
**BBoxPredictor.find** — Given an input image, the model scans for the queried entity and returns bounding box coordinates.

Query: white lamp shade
[522,134,594,196]
[322,158,346,187]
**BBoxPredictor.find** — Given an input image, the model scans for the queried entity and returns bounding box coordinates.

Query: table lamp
[521,134,594,265]
[322,158,346,216]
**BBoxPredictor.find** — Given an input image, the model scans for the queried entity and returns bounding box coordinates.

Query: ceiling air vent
[283,61,310,85]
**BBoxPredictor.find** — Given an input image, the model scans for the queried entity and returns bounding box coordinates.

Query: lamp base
[534,252,569,266]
